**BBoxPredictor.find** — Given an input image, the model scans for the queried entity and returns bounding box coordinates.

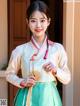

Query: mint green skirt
[14,82,62,106]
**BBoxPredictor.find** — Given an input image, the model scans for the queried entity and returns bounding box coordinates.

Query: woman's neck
[33,35,46,46]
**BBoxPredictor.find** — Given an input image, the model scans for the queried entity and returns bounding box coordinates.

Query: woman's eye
[30,20,36,23]
[41,19,46,23]
[30,19,46,23]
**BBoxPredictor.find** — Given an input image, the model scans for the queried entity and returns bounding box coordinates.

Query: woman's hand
[20,75,36,88]
[43,62,57,75]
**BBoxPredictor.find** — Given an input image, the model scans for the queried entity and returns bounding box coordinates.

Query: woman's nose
[36,21,41,27]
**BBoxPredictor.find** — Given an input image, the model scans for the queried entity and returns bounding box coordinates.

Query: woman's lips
[35,29,43,32]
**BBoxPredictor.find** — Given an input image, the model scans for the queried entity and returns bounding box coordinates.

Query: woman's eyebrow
[29,17,37,20]
[29,17,47,20]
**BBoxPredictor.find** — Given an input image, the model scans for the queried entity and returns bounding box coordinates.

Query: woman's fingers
[43,62,51,68]
[26,76,36,87]
[43,62,52,71]
[20,76,36,88]
[43,62,57,74]
[27,78,35,84]
[29,75,36,80]
[20,79,27,87]
[26,82,35,87]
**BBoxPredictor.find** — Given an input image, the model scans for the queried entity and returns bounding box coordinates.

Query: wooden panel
[14,0,28,38]
[8,0,30,56]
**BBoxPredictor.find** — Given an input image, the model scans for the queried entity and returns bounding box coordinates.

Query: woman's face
[28,10,50,39]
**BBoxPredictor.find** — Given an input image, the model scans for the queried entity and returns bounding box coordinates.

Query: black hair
[26,0,50,20]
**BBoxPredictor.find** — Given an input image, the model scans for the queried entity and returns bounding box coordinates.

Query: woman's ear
[47,18,51,26]
[49,18,51,23]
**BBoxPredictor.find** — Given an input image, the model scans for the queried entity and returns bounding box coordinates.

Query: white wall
[63,1,80,106]
[63,2,74,106]
[0,0,8,69]
[0,0,8,103]
[74,2,80,106]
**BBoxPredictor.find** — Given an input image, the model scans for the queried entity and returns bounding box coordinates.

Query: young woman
[5,1,71,106]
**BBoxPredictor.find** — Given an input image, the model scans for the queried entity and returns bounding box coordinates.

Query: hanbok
[5,36,71,106]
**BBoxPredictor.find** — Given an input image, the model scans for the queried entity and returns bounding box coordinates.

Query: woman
[5,1,71,106]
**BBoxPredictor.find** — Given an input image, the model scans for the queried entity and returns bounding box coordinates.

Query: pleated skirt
[14,81,62,106]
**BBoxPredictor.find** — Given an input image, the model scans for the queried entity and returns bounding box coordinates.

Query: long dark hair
[26,0,50,20]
